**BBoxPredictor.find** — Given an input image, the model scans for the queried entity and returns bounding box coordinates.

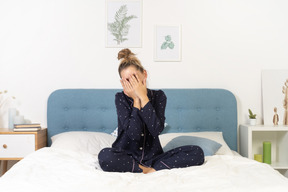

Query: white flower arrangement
[0,90,16,108]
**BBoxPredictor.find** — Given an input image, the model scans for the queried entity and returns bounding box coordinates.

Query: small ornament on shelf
[263,141,272,164]
[254,154,263,163]
[283,79,288,125]
[273,107,279,125]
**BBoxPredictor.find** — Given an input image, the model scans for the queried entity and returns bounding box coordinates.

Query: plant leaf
[161,42,169,49]
[114,5,128,23]
[122,15,137,26]
[168,42,175,49]
[165,35,171,41]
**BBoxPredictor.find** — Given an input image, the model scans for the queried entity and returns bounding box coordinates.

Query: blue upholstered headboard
[47,89,238,151]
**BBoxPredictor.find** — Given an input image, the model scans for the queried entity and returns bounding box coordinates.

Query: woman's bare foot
[139,164,156,174]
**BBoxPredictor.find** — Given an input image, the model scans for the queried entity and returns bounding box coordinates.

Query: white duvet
[1,147,288,192]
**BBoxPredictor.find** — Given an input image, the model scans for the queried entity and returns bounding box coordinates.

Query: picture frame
[106,0,142,48]
[262,70,288,125]
[154,25,182,62]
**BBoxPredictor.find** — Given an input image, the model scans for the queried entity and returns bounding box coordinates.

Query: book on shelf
[14,123,41,128]
[13,123,41,132]
[13,127,41,132]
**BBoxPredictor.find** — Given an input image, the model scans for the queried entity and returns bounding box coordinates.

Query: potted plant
[248,109,257,125]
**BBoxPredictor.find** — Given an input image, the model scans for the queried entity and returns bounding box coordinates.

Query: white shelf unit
[239,124,288,170]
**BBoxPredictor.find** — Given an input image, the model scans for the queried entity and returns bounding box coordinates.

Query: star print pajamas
[98,89,204,172]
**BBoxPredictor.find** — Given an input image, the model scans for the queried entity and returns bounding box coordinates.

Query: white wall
[1,0,288,128]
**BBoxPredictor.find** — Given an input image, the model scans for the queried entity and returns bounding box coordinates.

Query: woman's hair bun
[117,48,144,76]
[117,48,135,60]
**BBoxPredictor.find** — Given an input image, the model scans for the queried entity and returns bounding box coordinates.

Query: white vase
[8,108,17,129]
[249,119,257,126]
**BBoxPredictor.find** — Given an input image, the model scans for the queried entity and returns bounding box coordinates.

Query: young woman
[98,49,204,173]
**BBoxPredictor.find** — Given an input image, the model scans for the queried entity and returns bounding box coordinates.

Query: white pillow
[111,127,118,137]
[51,131,116,155]
[159,132,234,156]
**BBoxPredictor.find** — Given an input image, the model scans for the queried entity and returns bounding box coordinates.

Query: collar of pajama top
[112,89,167,166]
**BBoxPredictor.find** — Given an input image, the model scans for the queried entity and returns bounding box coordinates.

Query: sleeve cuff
[131,106,140,117]
[139,102,153,116]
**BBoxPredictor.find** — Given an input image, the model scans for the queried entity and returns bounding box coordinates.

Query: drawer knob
[3,144,7,149]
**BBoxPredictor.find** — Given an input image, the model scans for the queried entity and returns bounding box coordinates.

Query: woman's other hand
[129,74,149,107]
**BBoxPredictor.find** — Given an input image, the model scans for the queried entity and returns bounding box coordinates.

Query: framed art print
[154,25,181,62]
[106,0,142,48]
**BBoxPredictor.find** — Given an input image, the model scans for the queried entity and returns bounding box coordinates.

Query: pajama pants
[98,145,204,173]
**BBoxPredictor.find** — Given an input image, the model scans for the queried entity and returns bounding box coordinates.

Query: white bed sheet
[0,147,288,192]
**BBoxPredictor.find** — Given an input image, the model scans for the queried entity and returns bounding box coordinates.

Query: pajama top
[112,89,167,166]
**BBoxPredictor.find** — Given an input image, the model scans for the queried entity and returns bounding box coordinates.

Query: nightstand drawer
[0,134,35,158]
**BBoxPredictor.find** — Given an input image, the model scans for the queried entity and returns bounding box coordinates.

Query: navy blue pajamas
[98,89,204,172]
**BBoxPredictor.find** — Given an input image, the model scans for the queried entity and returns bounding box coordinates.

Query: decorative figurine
[282,79,288,125]
[273,107,279,125]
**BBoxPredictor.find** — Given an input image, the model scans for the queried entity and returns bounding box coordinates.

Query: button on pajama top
[98,89,204,172]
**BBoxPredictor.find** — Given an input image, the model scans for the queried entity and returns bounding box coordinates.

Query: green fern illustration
[161,35,175,49]
[108,5,137,45]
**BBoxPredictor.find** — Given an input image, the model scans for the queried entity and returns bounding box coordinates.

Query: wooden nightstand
[0,128,47,175]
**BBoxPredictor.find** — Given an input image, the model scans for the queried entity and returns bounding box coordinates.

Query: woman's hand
[129,74,149,107]
[120,78,141,109]
[120,78,138,100]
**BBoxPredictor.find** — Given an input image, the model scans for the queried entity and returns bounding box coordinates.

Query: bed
[0,88,288,192]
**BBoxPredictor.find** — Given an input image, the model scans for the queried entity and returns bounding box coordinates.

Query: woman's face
[120,66,147,83]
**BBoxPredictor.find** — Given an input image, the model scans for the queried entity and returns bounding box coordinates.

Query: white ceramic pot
[249,119,257,126]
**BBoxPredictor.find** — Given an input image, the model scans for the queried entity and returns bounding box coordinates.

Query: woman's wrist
[140,96,149,108]
[133,98,141,109]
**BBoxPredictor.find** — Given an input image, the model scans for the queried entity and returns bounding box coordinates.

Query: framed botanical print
[106,0,142,47]
[154,25,182,62]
